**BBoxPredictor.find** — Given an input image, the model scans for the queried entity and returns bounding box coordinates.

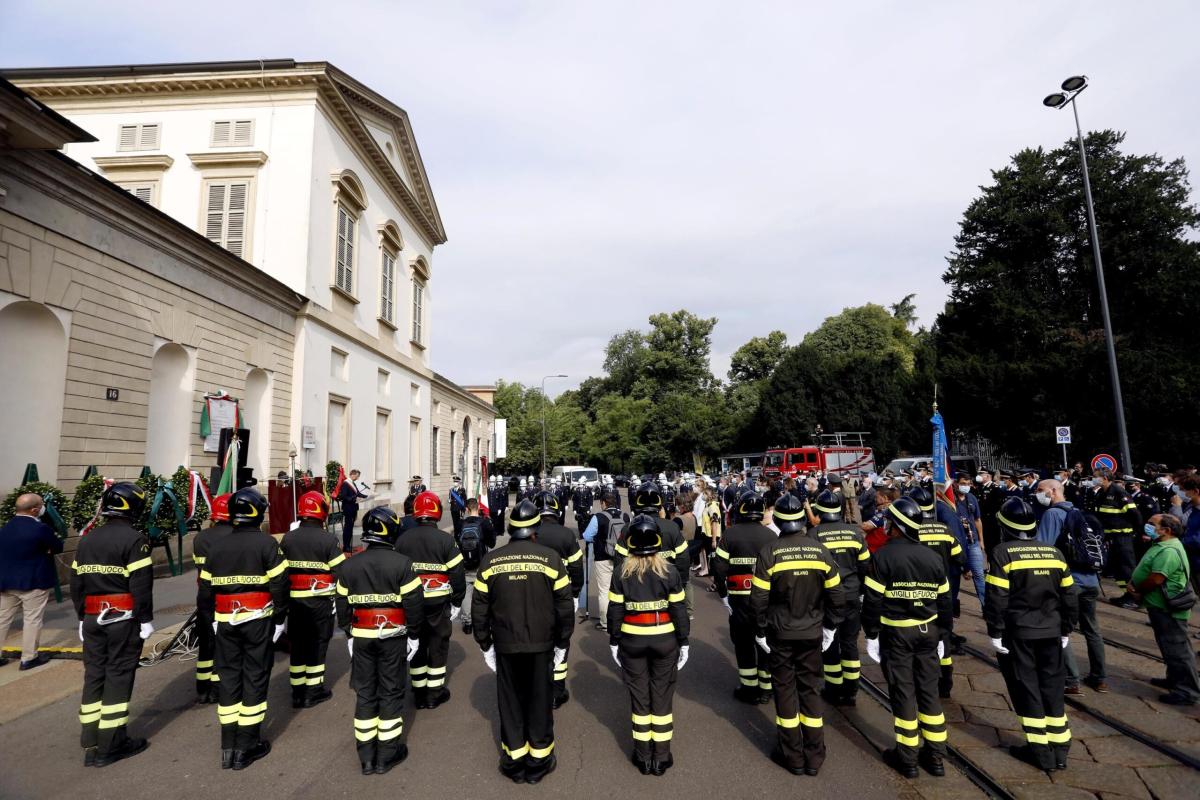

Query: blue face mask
[1143,523,1159,540]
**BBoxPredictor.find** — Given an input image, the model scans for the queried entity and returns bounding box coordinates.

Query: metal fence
[950,430,1018,472]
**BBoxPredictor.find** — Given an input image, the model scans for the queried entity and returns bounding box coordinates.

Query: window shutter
[335,208,348,290]
[212,120,231,146]
[226,182,248,258]
[118,125,138,151]
[381,252,395,322]
[205,183,227,245]
[139,124,160,150]
[233,120,253,146]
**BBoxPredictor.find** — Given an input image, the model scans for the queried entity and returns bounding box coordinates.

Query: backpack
[459,519,483,568]
[604,510,628,557]
[1056,507,1106,573]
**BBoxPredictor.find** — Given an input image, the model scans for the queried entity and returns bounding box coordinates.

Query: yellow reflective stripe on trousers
[881,615,937,627]
[777,714,823,728]
[355,717,379,740]
[377,717,404,741]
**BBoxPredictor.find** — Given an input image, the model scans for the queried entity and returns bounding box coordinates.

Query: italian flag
[215,436,239,495]
[476,456,489,517]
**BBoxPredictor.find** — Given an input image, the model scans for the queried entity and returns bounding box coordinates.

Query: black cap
[954,471,970,481]
[827,473,843,485]
[999,469,1014,480]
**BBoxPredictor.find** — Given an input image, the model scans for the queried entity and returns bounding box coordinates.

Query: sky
[3,1,1198,394]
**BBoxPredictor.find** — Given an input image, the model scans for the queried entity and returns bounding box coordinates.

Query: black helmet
[625,514,662,556]
[904,486,935,519]
[997,497,1037,540]
[230,487,268,528]
[633,483,663,514]
[361,506,402,547]
[773,493,806,535]
[534,490,564,522]
[886,496,924,541]
[100,481,146,519]
[812,490,841,523]
[507,499,541,540]
[736,492,765,522]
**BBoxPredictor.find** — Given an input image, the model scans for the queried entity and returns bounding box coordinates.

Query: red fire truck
[761,433,875,479]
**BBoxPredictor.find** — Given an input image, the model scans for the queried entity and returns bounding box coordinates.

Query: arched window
[0,302,67,491]
[378,221,403,326]
[244,368,272,480]
[410,256,430,346]
[331,170,368,297]
[145,342,193,474]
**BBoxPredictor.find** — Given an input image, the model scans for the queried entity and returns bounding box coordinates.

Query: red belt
[289,573,334,591]
[727,574,753,591]
[353,607,407,629]
[623,612,670,626]
[84,593,133,614]
[419,573,449,590]
[214,592,272,613]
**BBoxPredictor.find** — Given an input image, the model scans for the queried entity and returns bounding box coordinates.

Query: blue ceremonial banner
[931,407,956,509]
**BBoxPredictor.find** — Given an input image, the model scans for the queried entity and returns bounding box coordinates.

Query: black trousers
[410,601,451,696]
[195,608,216,696]
[880,626,947,767]
[342,506,358,552]
[771,638,825,771]
[822,602,862,699]
[288,597,334,700]
[497,650,556,779]
[618,633,679,760]
[998,636,1070,769]
[730,601,770,691]
[215,617,273,751]
[351,634,408,766]
[79,616,142,756]
[451,506,463,536]
[1108,532,1135,587]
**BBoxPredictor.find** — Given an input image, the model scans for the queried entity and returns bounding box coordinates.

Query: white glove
[990,637,1009,655]
[1061,635,1070,649]
[482,645,496,672]
[272,624,286,643]
[866,637,880,664]
[553,647,567,668]
[821,628,836,652]
[610,644,621,668]
[450,605,461,622]
[721,596,733,616]
[677,645,690,671]
[347,639,354,657]
[212,621,218,634]
[755,635,771,654]
[78,620,84,642]
[407,638,420,662]
[139,622,154,640]
[937,640,945,660]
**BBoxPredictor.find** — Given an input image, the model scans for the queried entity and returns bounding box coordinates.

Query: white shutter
[204,183,227,244]
[233,120,253,146]
[343,215,355,292]
[226,182,248,258]
[138,124,160,150]
[211,120,231,146]
[381,252,395,322]
[118,124,138,151]
[335,208,347,290]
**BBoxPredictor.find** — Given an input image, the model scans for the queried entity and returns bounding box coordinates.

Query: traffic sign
[1091,453,1117,472]
[1056,426,1071,444]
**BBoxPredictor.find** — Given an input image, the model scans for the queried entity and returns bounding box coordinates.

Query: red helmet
[211,494,231,522]
[297,491,328,522]
[413,490,442,522]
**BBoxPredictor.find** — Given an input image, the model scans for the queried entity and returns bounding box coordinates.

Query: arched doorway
[244,368,272,481]
[145,342,193,474]
[0,301,67,492]
[462,416,472,492]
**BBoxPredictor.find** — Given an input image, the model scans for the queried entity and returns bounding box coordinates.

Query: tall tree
[728,330,788,384]
[635,310,717,399]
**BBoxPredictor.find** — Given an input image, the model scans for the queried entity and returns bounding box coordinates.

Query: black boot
[413,689,429,709]
[552,688,570,709]
[883,748,918,779]
[425,688,451,709]
[375,744,409,774]
[462,622,473,635]
[231,739,271,771]
[757,689,773,705]
[83,747,97,767]
[770,749,804,776]
[94,737,149,768]
[919,749,945,777]
[221,749,234,770]
[1008,744,1054,772]
[361,760,375,776]
[632,751,652,775]
[292,690,307,709]
[650,753,674,776]
[733,686,760,704]
[304,686,333,708]
[525,754,557,784]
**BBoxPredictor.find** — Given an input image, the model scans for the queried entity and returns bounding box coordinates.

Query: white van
[551,465,600,490]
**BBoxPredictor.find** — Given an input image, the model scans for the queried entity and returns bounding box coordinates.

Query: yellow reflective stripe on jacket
[620,622,676,635]
[667,590,685,603]
[400,577,422,595]
[767,560,831,575]
[751,575,771,591]
[480,562,560,580]
[823,572,841,589]
[125,556,152,573]
[673,542,688,556]
[553,575,570,591]
[608,591,625,603]
[713,547,730,560]
[265,560,289,579]
[986,573,1010,588]
[287,560,330,570]
[864,576,886,594]
[564,550,583,564]
[1003,558,1067,573]
[445,553,463,569]
[881,614,938,627]
[473,578,489,593]
[328,553,346,569]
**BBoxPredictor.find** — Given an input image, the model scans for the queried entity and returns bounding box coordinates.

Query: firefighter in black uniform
[488,476,509,532]
[335,506,427,775]
[71,481,154,767]
[1093,468,1141,601]
[907,486,963,696]
[192,492,232,705]
[282,491,345,708]
[393,490,465,708]
[532,491,584,706]
[862,496,952,779]
[712,491,776,704]
[608,515,690,776]
[199,487,288,770]
[473,500,575,784]
[615,483,691,589]
[807,490,869,705]
[985,497,1079,772]
[751,496,844,776]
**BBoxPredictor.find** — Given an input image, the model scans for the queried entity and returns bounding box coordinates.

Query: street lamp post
[541,374,567,479]
[1043,75,1133,474]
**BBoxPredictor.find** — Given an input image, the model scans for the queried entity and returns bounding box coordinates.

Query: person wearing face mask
[951,472,986,603]
[1126,476,1161,564]
[977,469,1003,557]
[1177,477,1200,597]
[1093,469,1142,608]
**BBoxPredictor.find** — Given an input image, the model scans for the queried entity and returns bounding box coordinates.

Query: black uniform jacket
[808,521,870,597]
[861,537,951,639]
[984,540,1078,640]
[751,532,844,641]
[1097,484,1141,535]
[193,521,232,611]
[393,521,466,607]
[532,519,584,597]
[918,520,964,576]
[282,520,345,600]
[471,539,574,654]
[70,518,154,623]
[199,527,289,624]
[607,562,689,645]
[335,545,426,640]
[613,517,691,586]
[712,521,776,599]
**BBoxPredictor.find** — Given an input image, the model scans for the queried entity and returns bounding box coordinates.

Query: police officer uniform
[985,498,1078,772]
[806,490,869,705]
[488,477,508,532]
[393,490,466,708]
[532,491,584,705]
[907,487,963,696]
[862,496,952,779]
[608,515,689,776]
[711,492,777,703]
[751,498,844,776]
[70,482,154,767]
[572,480,594,532]
[192,493,232,704]
[1096,474,1140,590]
[335,507,427,775]
[199,488,288,770]
[472,500,575,784]
[281,491,345,708]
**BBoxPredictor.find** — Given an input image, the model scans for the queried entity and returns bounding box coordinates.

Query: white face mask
[975,474,984,483]
[1035,491,1052,507]
[1082,479,1095,488]
[956,484,971,495]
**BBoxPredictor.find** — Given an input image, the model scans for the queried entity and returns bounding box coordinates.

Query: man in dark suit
[0,493,63,669]
[336,470,368,554]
